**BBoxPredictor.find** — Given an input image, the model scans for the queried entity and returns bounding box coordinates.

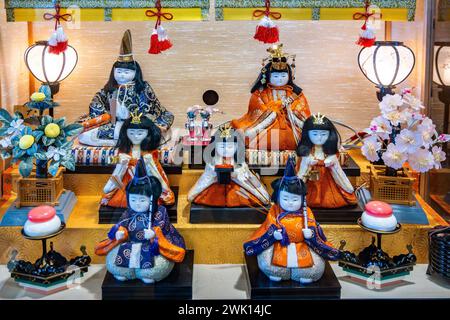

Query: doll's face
[114,68,136,85]
[127,128,148,145]
[270,72,289,87]
[129,194,151,213]
[309,130,330,146]
[279,190,303,212]
[216,141,237,158]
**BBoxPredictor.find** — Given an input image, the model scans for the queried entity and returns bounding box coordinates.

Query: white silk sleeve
[187,164,217,202]
[327,155,354,194]
[232,163,270,205]
[103,154,131,193]
[297,155,312,181]
[143,154,170,193]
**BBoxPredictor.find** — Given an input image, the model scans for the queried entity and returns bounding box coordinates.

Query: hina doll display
[244,158,341,283]
[188,124,270,207]
[78,30,174,147]
[101,111,175,207]
[95,159,185,283]
[296,114,357,209]
[231,44,311,151]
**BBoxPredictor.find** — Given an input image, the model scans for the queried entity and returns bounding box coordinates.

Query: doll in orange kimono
[100,112,175,208]
[188,124,270,207]
[296,114,357,209]
[244,158,341,283]
[95,159,185,283]
[232,44,311,151]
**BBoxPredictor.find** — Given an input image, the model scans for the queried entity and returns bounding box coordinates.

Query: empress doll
[100,112,175,207]
[95,159,185,283]
[188,124,270,207]
[231,44,311,151]
[244,158,341,283]
[78,30,173,147]
[296,114,357,209]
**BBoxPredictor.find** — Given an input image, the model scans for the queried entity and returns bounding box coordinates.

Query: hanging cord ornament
[353,0,382,47]
[146,0,174,54]
[253,0,282,44]
[43,1,72,55]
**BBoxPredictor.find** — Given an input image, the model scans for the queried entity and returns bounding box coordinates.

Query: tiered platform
[0,150,447,265]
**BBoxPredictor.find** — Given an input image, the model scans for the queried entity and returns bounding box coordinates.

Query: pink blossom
[361,136,382,162]
[395,129,424,154]
[382,144,407,169]
[408,149,435,173]
[431,146,446,169]
[379,94,404,115]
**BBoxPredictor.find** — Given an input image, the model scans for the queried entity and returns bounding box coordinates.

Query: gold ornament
[219,123,233,139]
[131,109,143,124]
[263,44,296,71]
[312,113,326,125]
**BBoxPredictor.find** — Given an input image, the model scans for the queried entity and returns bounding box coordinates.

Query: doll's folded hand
[144,229,156,240]
[274,230,283,241]
[115,230,125,241]
[309,158,318,166]
[302,228,313,240]
[324,156,338,168]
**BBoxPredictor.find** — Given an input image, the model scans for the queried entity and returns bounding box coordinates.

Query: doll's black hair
[205,125,246,165]
[296,115,339,157]
[126,162,162,215]
[251,62,302,95]
[103,61,146,94]
[270,177,307,204]
[116,116,162,153]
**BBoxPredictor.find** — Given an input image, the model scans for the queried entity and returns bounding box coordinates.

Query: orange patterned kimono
[232,85,311,151]
[299,159,357,209]
[246,205,327,268]
[193,181,262,208]
[101,150,175,208]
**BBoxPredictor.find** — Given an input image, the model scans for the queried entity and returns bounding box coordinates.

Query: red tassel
[148,26,172,55]
[148,30,161,54]
[356,23,376,47]
[48,26,69,55]
[253,16,279,44]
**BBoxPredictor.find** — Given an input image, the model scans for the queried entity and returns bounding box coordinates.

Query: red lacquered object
[28,205,56,223]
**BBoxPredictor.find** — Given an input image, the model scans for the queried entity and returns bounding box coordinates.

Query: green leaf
[54,117,66,127]
[61,159,75,172]
[32,130,44,142]
[0,109,12,124]
[63,123,83,136]
[34,152,48,161]
[0,127,9,136]
[13,148,26,159]
[41,115,53,126]
[18,158,33,177]
[48,161,60,176]
[42,136,56,146]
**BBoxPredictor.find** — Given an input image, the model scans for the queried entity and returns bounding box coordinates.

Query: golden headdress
[218,123,233,139]
[312,113,326,125]
[118,30,134,62]
[131,109,143,124]
[263,44,296,71]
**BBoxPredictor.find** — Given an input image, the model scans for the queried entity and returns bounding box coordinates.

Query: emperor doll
[296,114,357,209]
[244,157,341,283]
[95,158,185,283]
[188,123,270,207]
[232,44,311,152]
[78,30,174,147]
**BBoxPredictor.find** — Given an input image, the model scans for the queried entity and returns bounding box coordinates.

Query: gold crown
[131,109,143,124]
[264,44,296,71]
[219,123,233,139]
[312,113,326,125]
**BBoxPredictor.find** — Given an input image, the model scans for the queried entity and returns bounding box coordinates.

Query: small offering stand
[339,219,416,289]
[8,222,91,295]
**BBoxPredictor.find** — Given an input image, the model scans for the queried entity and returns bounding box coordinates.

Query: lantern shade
[434,42,450,87]
[358,41,415,88]
[24,41,78,86]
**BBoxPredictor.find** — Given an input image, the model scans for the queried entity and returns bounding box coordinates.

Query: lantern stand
[24,40,78,117]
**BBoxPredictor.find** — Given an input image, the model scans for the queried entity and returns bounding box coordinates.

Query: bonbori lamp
[358,41,415,101]
[24,41,78,115]
[433,42,450,136]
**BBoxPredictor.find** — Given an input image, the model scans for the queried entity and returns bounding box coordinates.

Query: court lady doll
[188,123,270,207]
[232,44,311,151]
[95,159,185,283]
[244,158,340,283]
[296,114,357,209]
[101,112,175,207]
[78,30,174,147]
